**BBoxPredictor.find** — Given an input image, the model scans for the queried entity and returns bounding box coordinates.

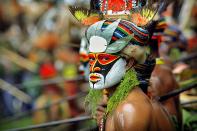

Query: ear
[125,57,136,71]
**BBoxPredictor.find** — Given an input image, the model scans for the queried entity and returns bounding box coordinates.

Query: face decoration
[86,19,151,90]
[79,52,89,80]
[88,53,126,89]
[79,37,90,81]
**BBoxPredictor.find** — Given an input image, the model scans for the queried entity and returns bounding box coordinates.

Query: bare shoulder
[153,65,173,76]
[113,89,153,131]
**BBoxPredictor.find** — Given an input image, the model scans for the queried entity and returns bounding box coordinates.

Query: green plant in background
[169,48,181,61]
[0,116,33,130]
[182,109,197,131]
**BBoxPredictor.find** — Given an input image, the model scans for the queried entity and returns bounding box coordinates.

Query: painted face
[88,53,127,89]
[79,38,89,81]
[79,52,89,81]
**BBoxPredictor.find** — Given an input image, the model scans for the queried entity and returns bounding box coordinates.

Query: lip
[89,74,101,82]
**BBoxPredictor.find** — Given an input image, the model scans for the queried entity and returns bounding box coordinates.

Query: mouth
[89,74,101,83]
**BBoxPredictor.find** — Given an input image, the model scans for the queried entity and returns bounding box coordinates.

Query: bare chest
[105,115,116,131]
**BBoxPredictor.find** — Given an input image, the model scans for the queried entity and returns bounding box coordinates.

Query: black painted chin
[91,80,100,89]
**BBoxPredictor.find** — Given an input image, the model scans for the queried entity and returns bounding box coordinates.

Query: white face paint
[89,58,126,89]
[89,36,108,53]
[79,64,89,81]
[79,37,89,81]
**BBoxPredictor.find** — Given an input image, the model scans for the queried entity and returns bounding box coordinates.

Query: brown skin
[95,59,175,131]
[96,88,175,131]
[149,64,182,127]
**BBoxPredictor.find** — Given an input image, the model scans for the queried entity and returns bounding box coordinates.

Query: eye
[97,53,119,65]
[89,57,95,61]
[98,55,110,61]
[102,57,109,61]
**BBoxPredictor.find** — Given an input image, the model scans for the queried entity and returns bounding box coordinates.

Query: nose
[93,67,101,72]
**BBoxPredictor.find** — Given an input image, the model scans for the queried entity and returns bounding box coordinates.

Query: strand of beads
[99,118,105,131]
[103,0,108,15]
[99,0,107,15]
[100,0,103,12]
[124,0,128,14]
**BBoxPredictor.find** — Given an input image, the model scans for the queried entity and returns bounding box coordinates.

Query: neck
[103,84,118,97]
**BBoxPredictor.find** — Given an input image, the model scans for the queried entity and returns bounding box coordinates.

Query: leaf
[101,19,121,44]
[182,109,197,127]
[106,34,134,53]
[86,20,105,41]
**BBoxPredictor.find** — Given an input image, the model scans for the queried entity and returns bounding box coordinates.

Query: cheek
[104,59,127,88]
[89,61,96,72]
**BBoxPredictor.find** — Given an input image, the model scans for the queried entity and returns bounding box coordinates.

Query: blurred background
[0,0,196,130]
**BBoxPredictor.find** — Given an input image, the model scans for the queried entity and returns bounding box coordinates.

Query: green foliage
[169,48,181,61]
[0,117,32,130]
[106,35,134,53]
[106,69,139,114]
[179,77,197,88]
[182,109,197,130]
[171,115,179,131]
[85,89,102,116]
[85,69,139,116]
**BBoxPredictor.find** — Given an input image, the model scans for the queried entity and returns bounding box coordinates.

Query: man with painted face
[85,19,175,131]
[79,37,89,81]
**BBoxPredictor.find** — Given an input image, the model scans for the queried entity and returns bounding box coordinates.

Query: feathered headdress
[69,0,163,27]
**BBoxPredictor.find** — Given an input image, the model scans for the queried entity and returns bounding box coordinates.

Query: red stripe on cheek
[89,61,97,72]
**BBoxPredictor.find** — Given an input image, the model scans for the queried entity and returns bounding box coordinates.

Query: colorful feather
[69,6,102,25]
[129,0,163,26]
[130,7,157,26]
[69,0,165,26]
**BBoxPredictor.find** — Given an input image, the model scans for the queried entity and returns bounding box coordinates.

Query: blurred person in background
[34,57,70,124]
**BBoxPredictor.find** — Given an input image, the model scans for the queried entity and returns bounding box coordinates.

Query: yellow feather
[74,11,88,21]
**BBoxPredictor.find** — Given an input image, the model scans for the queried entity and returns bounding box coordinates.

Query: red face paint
[80,53,89,63]
[88,53,120,73]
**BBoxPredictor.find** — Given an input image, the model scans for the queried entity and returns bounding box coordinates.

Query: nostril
[94,67,101,72]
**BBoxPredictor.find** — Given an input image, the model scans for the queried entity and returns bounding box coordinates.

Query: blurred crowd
[0,0,196,130]
[0,0,88,126]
